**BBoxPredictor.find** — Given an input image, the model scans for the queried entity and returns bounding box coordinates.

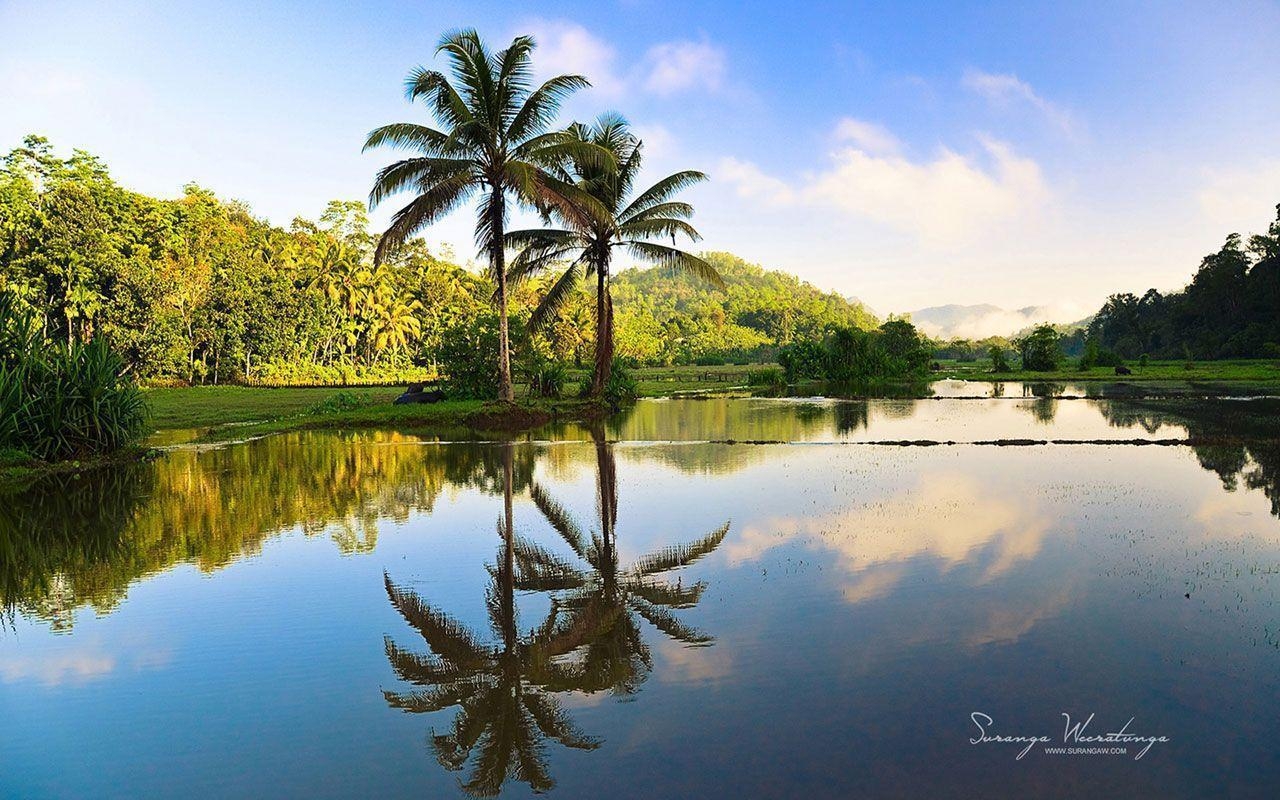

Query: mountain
[907,303,1089,340]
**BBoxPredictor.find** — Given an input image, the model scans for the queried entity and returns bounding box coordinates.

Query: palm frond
[629,521,729,576]
[619,170,708,219]
[528,257,586,332]
[629,597,713,645]
[509,75,591,142]
[625,241,724,289]
[529,482,587,556]
[385,572,490,666]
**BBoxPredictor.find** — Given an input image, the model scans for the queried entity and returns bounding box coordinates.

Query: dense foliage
[611,252,878,365]
[778,320,932,383]
[0,291,146,460]
[1088,207,1280,359]
[1016,324,1064,371]
[0,138,882,394]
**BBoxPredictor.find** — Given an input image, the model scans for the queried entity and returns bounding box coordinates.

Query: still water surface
[3,393,1279,798]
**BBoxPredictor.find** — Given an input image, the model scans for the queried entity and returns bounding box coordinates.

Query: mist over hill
[907,303,1090,340]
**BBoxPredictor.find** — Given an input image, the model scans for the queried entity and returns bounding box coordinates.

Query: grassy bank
[937,358,1280,383]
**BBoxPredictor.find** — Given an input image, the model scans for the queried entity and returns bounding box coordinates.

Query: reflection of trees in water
[1099,399,1280,517]
[382,434,728,795]
[0,431,524,629]
[1019,383,1065,424]
[383,445,597,798]
[0,465,154,630]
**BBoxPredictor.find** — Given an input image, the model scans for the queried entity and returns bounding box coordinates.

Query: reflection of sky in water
[3,398,1280,798]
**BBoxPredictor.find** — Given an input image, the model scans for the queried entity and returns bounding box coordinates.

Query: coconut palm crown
[507,114,722,396]
[364,29,610,401]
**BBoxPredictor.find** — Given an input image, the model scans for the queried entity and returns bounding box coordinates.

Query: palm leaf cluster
[507,114,721,394]
[365,29,613,401]
[366,29,721,400]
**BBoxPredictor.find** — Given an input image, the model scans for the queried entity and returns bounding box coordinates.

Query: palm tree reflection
[523,429,729,696]
[382,436,729,795]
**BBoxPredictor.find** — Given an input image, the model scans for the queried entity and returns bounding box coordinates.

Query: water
[3,394,1279,798]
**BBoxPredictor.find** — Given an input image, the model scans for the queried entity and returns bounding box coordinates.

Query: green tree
[1017,324,1063,371]
[365,30,606,401]
[508,114,721,396]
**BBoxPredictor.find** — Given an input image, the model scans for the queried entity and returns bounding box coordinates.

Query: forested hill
[609,252,878,363]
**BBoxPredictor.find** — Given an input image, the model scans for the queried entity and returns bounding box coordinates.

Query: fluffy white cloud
[717,156,797,206]
[720,123,1050,244]
[522,21,726,99]
[642,39,726,95]
[962,69,1077,136]
[524,20,625,96]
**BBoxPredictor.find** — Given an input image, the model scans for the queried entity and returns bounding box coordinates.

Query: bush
[528,361,568,399]
[246,360,436,388]
[602,361,638,408]
[1139,353,1150,367]
[777,340,828,382]
[306,391,375,415]
[1017,325,1063,371]
[436,315,501,399]
[989,345,1012,373]
[745,367,786,389]
[0,292,148,461]
[693,355,726,366]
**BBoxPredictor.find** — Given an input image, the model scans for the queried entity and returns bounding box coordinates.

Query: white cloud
[720,123,1050,244]
[962,69,1077,136]
[717,156,796,205]
[642,39,726,95]
[522,22,726,99]
[833,117,901,154]
[524,20,625,96]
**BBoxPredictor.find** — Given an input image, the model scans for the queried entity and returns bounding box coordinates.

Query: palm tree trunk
[590,261,614,397]
[490,189,515,403]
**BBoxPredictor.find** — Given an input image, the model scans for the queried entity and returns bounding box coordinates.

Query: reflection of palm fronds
[382,571,599,798]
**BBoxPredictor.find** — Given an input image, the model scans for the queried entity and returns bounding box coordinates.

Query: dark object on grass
[394,387,445,405]
[1115,365,1132,375]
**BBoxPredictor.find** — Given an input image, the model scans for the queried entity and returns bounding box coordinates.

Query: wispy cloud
[642,38,726,95]
[962,69,1077,136]
[832,117,901,155]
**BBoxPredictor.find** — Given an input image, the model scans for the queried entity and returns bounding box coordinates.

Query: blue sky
[3,0,1279,319]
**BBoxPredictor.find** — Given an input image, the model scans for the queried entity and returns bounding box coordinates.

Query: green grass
[935,358,1280,383]
[144,385,404,429]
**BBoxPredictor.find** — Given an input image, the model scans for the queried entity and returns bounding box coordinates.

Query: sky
[3,0,1279,320]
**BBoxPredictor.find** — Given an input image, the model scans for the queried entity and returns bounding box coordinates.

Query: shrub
[777,340,828,382]
[602,360,638,408]
[436,314,501,399]
[0,292,148,461]
[528,362,568,399]
[246,360,436,387]
[1139,353,1150,367]
[989,345,1012,373]
[745,367,786,389]
[306,390,375,415]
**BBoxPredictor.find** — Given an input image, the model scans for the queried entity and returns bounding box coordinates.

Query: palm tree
[365,30,608,402]
[382,444,599,796]
[508,114,722,397]
[517,425,730,694]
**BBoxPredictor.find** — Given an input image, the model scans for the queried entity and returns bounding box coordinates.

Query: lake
[4,388,1280,798]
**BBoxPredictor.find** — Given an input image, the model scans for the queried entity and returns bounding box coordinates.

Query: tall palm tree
[365,30,608,402]
[517,425,730,694]
[382,444,599,796]
[508,114,722,397]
